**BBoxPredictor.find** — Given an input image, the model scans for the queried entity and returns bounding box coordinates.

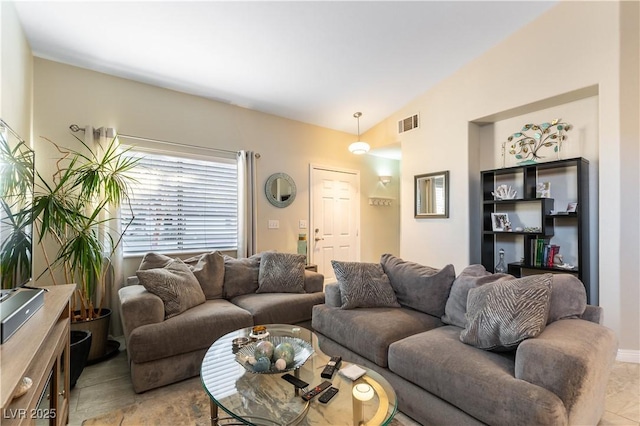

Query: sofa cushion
[231,291,325,325]
[380,254,456,317]
[548,274,587,323]
[388,326,568,425]
[312,304,441,367]
[127,299,253,363]
[257,252,306,293]
[460,274,552,351]
[223,254,261,298]
[136,258,206,319]
[183,251,225,299]
[138,252,173,270]
[441,264,513,328]
[331,260,400,309]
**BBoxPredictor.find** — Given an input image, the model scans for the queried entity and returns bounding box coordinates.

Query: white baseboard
[616,349,640,363]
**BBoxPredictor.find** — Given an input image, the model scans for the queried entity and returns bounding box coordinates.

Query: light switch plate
[268,220,279,229]
[299,220,307,229]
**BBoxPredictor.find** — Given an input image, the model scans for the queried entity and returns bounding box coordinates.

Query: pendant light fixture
[348,112,370,155]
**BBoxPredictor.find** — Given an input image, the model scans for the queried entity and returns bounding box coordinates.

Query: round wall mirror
[265,173,296,208]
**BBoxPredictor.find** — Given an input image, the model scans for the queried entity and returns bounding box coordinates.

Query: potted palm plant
[32,133,139,362]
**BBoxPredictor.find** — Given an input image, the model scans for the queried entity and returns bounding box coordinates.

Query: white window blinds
[121,149,238,256]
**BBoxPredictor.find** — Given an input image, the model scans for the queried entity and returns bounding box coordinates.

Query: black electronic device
[321,356,342,379]
[281,373,308,389]
[0,288,45,343]
[318,386,339,403]
[301,380,331,401]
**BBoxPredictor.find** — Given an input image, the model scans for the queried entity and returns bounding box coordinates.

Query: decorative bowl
[235,336,314,374]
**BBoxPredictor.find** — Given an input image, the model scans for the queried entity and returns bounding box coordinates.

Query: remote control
[281,374,309,389]
[301,380,332,401]
[321,356,342,379]
[318,386,339,403]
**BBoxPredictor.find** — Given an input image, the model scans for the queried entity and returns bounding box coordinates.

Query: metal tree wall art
[507,119,572,165]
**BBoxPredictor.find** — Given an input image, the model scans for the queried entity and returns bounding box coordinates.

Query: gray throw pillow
[459,274,552,351]
[222,253,262,298]
[136,258,206,319]
[183,251,225,300]
[380,253,455,317]
[331,260,400,310]
[257,252,306,293]
[441,264,514,328]
[547,274,587,324]
[138,252,173,270]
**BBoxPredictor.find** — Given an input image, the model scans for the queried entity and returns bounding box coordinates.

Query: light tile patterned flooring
[69,341,639,425]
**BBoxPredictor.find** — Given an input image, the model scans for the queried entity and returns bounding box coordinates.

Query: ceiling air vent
[398,113,419,134]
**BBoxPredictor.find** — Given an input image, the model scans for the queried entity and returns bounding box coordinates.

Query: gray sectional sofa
[312,255,618,425]
[119,251,325,393]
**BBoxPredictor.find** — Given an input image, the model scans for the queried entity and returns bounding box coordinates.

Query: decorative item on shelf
[491,184,517,200]
[348,112,370,155]
[491,213,510,231]
[553,253,564,266]
[495,248,507,273]
[368,197,392,206]
[536,182,551,198]
[507,118,572,164]
[566,202,578,213]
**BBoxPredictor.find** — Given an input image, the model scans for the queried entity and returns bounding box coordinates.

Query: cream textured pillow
[137,258,205,319]
[459,274,552,351]
[257,252,306,293]
[331,260,400,310]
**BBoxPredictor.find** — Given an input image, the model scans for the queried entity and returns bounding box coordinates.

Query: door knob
[315,237,324,242]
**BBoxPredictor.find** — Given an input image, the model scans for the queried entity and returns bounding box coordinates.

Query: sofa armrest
[118,285,165,341]
[304,270,324,293]
[324,283,341,308]
[515,319,617,425]
[580,304,603,324]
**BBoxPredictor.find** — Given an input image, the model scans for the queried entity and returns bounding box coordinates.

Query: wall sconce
[379,176,392,185]
[352,383,374,425]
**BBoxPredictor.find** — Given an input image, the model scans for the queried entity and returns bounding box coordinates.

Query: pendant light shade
[349,112,370,155]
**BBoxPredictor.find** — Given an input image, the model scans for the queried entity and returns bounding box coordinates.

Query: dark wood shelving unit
[481,157,591,302]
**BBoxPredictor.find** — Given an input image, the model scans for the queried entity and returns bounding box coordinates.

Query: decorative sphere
[274,342,295,366]
[274,358,287,371]
[253,356,271,372]
[254,340,274,361]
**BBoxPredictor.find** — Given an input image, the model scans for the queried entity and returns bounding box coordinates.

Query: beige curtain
[237,150,258,257]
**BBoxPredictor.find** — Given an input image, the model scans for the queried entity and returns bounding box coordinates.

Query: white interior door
[310,165,360,283]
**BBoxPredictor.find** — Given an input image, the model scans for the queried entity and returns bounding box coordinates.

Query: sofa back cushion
[380,254,455,317]
[459,274,552,351]
[183,251,225,299]
[257,252,306,293]
[441,264,513,328]
[136,258,206,319]
[331,260,400,309]
[222,254,262,298]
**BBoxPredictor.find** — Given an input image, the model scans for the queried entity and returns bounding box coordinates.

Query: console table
[1,284,75,425]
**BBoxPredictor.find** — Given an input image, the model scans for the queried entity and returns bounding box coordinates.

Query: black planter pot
[70,330,92,388]
[71,308,120,364]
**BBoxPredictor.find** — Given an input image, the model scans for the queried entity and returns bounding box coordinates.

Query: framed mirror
[265,173,296,208]
[415,170,449,218]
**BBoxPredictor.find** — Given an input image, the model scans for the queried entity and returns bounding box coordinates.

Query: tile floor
[69,341,639,425]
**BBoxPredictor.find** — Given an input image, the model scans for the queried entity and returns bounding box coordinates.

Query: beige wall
[0,1,32,140]
[31,59,401,287]
[366,1,639,357]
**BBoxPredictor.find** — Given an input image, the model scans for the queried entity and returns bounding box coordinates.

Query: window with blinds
[121,149,238,256]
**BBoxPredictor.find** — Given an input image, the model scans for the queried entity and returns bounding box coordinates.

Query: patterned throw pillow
[459,274,552,351]
[331,260,400,310]
[257,252,306,293]
[136,258,206,319]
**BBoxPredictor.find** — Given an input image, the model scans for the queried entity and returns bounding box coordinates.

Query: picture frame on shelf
[491,213,510,231]
[566,202,578,213]
[536,182,551,198]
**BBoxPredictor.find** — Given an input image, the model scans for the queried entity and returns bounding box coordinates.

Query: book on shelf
[532,238,560,268]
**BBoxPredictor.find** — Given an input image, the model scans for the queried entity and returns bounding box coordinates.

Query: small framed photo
[491,213,510,231]
[566,202,578,213]
[536,182,551,198]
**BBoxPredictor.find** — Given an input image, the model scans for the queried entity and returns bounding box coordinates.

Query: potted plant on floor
[32,133,139,362]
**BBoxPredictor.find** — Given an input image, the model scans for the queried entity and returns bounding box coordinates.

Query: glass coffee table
[201,324,397,425]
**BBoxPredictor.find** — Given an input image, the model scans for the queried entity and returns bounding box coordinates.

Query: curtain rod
[118,133,238,156]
